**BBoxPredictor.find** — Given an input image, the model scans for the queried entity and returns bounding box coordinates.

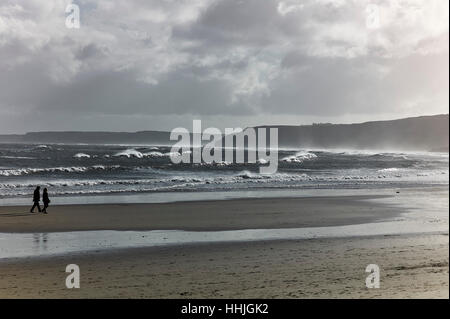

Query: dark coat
[33,189,40,202]
[43,192,50,204]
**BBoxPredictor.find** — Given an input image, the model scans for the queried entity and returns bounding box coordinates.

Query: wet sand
[0,195,398,233]
[0,233,448,298]
[0,191,448,298]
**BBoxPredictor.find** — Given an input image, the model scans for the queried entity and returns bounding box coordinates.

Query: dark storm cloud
[0,0,448,132]
[38,67,253,116]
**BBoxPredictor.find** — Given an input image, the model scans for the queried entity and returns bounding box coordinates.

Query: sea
[0,143,448,205]
[1,142,449,258]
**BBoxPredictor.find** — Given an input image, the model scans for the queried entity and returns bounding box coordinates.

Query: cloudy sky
[0,0,448,133]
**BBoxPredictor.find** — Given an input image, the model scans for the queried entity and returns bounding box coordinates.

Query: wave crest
[0,165,121,176]
[282,151,317,163]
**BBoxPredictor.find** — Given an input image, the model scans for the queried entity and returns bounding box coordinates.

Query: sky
[0,0,448,133]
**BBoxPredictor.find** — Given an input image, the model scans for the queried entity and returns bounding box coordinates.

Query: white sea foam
[257,158,268,164]
[113,149,179,158]
[378,168,403,172]
[73,153,90,158]
[192,161,233,167]
[282,151,317,163]
[33,144,51,150]
[113,149,144,158]
[144,151,165,157]
[0,156,36,160]
[236,171,271,180]
[144,151,180,158]
[0,165,120,176]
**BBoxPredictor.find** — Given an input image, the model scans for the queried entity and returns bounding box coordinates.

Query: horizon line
[1,113,448,136]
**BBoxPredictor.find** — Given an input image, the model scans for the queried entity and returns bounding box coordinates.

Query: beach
[0,234,448,298]
[0,195,400,233]
[0,188,448,298]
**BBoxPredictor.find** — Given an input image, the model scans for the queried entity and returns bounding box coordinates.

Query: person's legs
[30,202,38,213]
[43,203,48,214]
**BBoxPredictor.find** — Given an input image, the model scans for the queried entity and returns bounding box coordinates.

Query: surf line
[169,120,279,174]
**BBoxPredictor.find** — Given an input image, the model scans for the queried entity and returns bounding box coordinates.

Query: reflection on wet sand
[0,217,447,260]
[32,233,48,252]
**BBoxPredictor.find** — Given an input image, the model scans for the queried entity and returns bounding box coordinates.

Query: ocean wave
[0,156,36,160]
[144,151,180,157]
[282,151,317,163]
[377,168,404,172]
[1,169,448,197]
[33,144,51,150]
[315,149,408,158]
[257,158,268,164]
[0,165,121,176]
[192,159,272,167]
[0,172,308,189]
[193,161,233,167]
[113,148,179,158]
[144,151,165,157]
[113,149,144,158]
[73,153,91,158]
[386,154,408,160]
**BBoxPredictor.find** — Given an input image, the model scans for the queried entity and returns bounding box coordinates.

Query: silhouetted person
[30,186,41,213]
[42,188,50,214]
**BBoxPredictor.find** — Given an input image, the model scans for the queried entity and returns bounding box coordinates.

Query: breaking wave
[282,151,317,163]
[0,143,448,200]
[112,148,179,158]
[0,165,121,176]
[113,149,145,158]
[73,153,91,158]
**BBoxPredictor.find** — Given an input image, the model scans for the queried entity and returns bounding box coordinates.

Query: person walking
[30,186,41,213]
[42,188,51,214]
